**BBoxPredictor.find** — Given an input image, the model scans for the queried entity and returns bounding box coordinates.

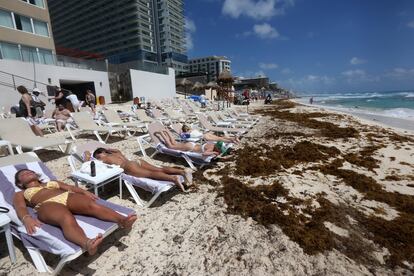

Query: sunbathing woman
[13,169,137,255]
[181,124,240,144]
[155,130,221,156]
[87,148,192,192]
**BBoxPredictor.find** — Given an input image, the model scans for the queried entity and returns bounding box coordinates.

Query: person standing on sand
[66,91,80,112]
[85,90,96,113]
[16,85,44,137]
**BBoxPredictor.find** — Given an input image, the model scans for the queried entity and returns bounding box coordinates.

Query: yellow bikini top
[23,181,60,202]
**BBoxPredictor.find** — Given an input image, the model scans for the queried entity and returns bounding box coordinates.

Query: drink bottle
[90,161,96,177]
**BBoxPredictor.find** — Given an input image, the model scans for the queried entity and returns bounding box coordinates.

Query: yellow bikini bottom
[35,192,71,210]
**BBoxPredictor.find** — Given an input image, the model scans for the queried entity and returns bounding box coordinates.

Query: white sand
[0,101,413,275]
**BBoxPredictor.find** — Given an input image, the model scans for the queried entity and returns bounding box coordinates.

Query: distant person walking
[66,91,80,112]
[31,88,46,118]
[16,85,44,136]
[85,89,96,113]
[49,86,67,108]
[309,97,314,105]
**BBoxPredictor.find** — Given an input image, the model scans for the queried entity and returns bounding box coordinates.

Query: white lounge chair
[101,109,147,134]
[137,121,216,170]
[133,109,154,123]
[68,112,129,143]
[0,153,134,275]
[0,118,72,154]
[197,114,247,136]
[68,141,175,207]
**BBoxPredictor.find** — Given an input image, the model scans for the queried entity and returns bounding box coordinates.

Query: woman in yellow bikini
[13,169,137,255]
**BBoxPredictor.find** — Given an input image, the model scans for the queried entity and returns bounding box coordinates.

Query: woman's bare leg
[37,202,103,255]
[31,125,44,136]
[156,131,194,151]
[139,160,185,175]
[67,193,137,229]
[127,163,186,192]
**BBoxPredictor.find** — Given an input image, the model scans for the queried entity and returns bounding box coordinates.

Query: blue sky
[184,0,414,93]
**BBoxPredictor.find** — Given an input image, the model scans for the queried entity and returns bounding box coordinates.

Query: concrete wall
[0,59,111,109]
[130,67,175,100]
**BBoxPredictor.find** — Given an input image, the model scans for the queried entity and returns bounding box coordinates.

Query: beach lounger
[0,118,72,154]
[134,109,154,123]
[164,108,186,123]
[0,153,134,274]
[68,112,129,143]
[150,109,170,123]
[101,109,147,134]
[68,142,175,207]
[197,114,247,136]
[208,112,253,129]
[137,121,216,170]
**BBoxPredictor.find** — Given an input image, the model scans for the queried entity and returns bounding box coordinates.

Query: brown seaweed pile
[312,159,414,268]
[256,108,359,139]
[343,145,383,172]
[235,141,340,176]
[221,176,380,265]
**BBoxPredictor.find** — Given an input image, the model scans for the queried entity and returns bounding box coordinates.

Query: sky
[184,0,414,94]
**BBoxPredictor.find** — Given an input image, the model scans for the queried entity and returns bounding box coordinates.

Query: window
[0,42,21,60]
[0,9,13,28]
[21,0,44,8]
[14,14,32,33]
[33,20,48,36]
[21,46,39,62]
[38,48,53,64]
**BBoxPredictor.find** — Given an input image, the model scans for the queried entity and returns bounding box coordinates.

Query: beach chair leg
[93,131,105,144]
[146,186,171,208]
[181,155,197,170]
[66,125,77,141]
[27,247,51,273]
[64,143,72,154]
[15,146,23,154]
[123,181,145,207]
[136,137,148,158]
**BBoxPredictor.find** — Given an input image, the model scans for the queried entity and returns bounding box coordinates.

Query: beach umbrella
[192,82,204,92]
[218,70,234,108]
[176,78,193,98]
[205,81,219,100]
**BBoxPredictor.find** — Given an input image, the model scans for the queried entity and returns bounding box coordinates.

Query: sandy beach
[1,100,413,275]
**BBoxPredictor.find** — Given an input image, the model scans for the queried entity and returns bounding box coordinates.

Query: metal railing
[0,70,50,93]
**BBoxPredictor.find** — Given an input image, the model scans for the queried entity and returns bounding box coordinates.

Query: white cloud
[342,69,366,77]
[407,21,414,28]
[350,57,366,65]
[253,23,279,39]
[342,69,380,82]
[385,68,414,79]
[281,68,292,74]
[259,62,278,69]
[222,0,294,20]
[185,18,196,51]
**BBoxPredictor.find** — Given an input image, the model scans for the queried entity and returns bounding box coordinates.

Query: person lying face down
[155,130,233,157]
[13,169,137,255]
[85,147,192,192]
[181,124,240,144]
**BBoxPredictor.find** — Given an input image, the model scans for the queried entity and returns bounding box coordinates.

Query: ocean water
[297,91,414,120]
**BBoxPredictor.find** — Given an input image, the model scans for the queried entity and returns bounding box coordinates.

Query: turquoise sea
[298,90,414,120]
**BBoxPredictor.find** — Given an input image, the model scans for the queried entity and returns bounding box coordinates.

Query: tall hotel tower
[47,0,187,74]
